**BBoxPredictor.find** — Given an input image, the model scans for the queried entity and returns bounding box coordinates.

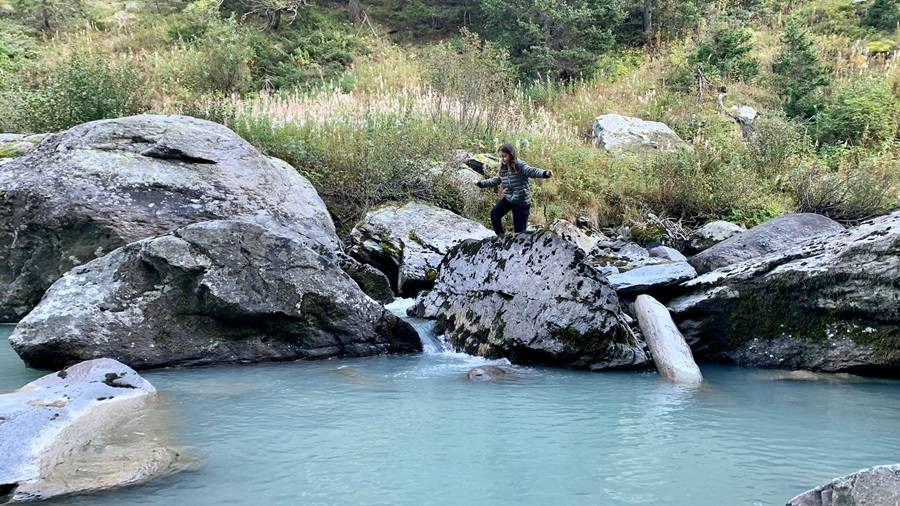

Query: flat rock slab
[0,358,185,503]
[788,464,900,506]
[607,261,697,294]
[350,202,494,296]
[592,114,686,153]
[410,230,650,370]
[0,115,337,322]
[689,213,843,273]
[670,212,899,373]
[635,295,702,384]
[10,219,420,370]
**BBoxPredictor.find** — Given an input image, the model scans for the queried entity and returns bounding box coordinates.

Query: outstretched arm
[477,176,502,188]
[521,162,552,179]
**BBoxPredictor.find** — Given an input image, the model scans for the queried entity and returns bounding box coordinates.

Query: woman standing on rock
[476,143,552,235]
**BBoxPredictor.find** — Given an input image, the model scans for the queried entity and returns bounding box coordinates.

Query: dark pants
[490,198,530,235]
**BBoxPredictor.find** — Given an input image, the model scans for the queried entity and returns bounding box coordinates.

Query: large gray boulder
[0,115,337,322]
[10,219,420,370]
[787,464,900,506]
[349,202,494,296]
[689,213,844,273]
[635,295,702,384]
[410,231,650,370]
[0,358,186,503]
[669,212,899,374]
[591,114,686,153]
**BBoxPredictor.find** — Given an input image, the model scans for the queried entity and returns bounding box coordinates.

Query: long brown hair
[499,143,517,172]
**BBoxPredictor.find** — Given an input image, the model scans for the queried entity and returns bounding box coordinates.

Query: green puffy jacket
[476,159,550,205]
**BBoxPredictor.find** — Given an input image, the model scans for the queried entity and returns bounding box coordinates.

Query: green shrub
[815,77,899,147]
[747,112,811,177]
[789,147,899,223]
[184,15,255,93]
[15,49,147,131]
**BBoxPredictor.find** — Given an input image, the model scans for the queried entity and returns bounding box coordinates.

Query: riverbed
[1,305,899,505]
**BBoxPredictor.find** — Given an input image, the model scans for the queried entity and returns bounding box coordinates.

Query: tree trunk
[643,0,653,37]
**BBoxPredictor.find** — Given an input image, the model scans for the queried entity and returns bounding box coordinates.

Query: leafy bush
[690,24,759,81]
[747,112,811,177]
[13,49,147,131]
[772,21,831,119]
[816,77,899,147]
[184,15,255,93]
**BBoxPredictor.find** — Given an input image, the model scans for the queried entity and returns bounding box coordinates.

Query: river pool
[1,303,898,506]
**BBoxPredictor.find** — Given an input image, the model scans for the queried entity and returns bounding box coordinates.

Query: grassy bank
[0,0,897,238]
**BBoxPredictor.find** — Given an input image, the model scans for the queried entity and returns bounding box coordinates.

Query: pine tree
[771,21,830,119]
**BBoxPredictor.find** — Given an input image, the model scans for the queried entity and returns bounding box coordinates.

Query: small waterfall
[385,298,451,354]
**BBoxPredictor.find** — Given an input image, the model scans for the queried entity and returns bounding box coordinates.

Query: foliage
[420,28,513,135]
[772,21,831,119]
[479,0,626,80]
[788,147,899,223]
[815,77,899,147]
[864,0,900,32]
[12,49,147,131]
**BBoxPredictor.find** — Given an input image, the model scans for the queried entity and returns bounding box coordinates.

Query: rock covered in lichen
[410,231,650,370]
[349,202,494,296]
[688,213,843,273]
[0,115,338,322]
[10,219,420,370]
[669,212,899,374]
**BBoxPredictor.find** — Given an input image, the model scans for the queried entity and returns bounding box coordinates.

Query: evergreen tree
[479,0,626,80]
[865,0,900,32]
[771,21,830,119]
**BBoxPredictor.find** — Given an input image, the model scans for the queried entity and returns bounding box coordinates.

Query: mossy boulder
[410,231,650,370]
[669,212,899,375]
[10,219,420,370]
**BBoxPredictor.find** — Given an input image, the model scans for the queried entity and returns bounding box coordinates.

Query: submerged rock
[669,212,899,374]
[0,115,337,322]
[689,213,843,273]
[591,114,686,153]
[634,295,702,384]
[787,464,900,506]
[410,231,650,370]
[10,219,420,370]
[349,202,494,296]
[466,365,509,382]
[687,220,746,253]
[0,359,186,503]
[607,261,697,295]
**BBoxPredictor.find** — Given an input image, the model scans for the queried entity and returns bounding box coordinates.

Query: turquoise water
[2,312,900,505]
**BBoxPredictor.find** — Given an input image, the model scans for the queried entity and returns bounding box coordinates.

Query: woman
[475,143,553,235]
